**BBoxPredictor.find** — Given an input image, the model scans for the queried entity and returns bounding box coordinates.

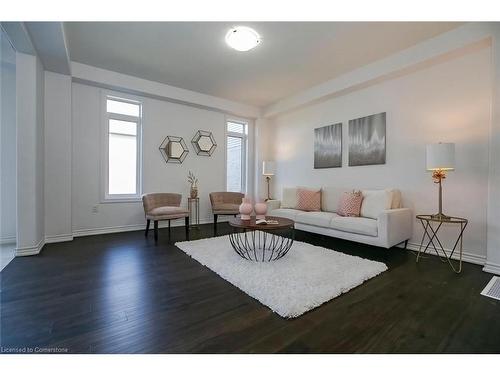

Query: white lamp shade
[426,143,455,171]
[263,161,276,176]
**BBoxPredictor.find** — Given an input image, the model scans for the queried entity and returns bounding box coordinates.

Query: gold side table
[188,197,200,228]
[416,214,468,273]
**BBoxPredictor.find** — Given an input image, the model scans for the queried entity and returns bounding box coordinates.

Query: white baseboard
[15,238,45,257]
[39,218,497,273]
[45,234,74,243]
[11,218,223,256]
[404,242,486,266]
[483,262,500,275]
[72,216,224,238]
[0,236,16,245]
[73,223,161,237]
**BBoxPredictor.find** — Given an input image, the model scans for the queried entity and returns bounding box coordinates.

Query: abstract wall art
[314,123,342,169]
[348,112,386,166]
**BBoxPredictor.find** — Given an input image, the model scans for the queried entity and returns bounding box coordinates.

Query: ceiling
[64,22,463,107]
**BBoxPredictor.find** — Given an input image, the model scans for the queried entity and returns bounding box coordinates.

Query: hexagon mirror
[159,136,189,164]
[191,130,217,156]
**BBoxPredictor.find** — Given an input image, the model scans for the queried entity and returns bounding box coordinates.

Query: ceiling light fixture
[225,26,261,52]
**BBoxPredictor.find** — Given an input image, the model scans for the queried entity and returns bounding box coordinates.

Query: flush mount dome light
[225,26,261,52]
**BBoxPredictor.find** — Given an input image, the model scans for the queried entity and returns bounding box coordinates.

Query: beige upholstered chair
[209,192,244,230]
[142,193,189,241]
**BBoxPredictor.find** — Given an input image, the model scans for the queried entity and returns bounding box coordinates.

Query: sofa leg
[154,221,158,242]
[404,240,408,250]
[145,219,150,236]
[185,216,189,239]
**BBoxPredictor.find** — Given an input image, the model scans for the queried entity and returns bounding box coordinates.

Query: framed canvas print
[348,112,386,166]
[314,123,342,169]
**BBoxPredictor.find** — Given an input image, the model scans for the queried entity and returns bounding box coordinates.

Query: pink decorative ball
[239,197,253,220]
[254,201,267,220]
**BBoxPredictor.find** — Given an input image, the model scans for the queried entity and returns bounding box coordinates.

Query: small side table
[416,214,468,273]
[188,197,200,228]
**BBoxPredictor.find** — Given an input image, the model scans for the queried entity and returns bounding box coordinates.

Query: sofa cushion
[146,206,189,220]
[296,211,338,228]
[269,208,303,221]
[360,190,393,219]
[212,203,240,214]
[281,188,298,208]
[321,186,348,213]
[337,190,363,217]
[330,216,378,237]
[296,188,321,211]
[388,189,402,209]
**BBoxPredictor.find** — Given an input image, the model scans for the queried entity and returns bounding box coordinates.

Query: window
[226,120,247,193]
[102,94,142,201]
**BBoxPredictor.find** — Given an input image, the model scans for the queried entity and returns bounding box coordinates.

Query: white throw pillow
[281,187,298,208]
[321,186,349,213]
[387,189,402,209]
[360,190,393,219]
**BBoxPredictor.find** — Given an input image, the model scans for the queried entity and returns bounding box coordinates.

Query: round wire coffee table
[228,216,295,262]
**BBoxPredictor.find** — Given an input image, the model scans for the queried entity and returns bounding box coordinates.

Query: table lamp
[262,161,276,201]
[426,142,455,220]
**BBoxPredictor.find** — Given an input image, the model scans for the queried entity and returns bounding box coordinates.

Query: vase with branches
[188,171,198,198]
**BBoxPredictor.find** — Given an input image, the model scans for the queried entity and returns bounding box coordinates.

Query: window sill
[100,197,142,204]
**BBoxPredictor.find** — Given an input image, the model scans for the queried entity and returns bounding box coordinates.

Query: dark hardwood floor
[1,223,499,354]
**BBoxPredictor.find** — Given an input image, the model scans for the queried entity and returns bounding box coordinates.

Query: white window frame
[225,117,248,194]
[100,90,143,203]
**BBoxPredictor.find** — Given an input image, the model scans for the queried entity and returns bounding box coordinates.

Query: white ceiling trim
[263,22,494,118]
[25,22,71,75]
[71,62,261,119]
[0,22,36,55]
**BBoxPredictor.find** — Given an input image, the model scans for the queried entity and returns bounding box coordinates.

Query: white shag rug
[175,235,387,318]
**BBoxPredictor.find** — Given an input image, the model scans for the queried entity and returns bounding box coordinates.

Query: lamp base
[431,212,451,221]
[265,176,272,201]
[431,172,451,221]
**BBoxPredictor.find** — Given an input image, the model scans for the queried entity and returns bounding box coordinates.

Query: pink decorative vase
[239,197,253,220]
[254,201,267,220]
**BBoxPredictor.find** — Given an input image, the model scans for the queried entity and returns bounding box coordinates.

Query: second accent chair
[209,192,245,230]
[142,193,189,241]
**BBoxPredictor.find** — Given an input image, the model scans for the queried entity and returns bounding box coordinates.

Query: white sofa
[266,187,413,249]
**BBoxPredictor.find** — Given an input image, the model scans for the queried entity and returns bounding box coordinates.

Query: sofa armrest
[266,199,281,212]
[377,208,413,248]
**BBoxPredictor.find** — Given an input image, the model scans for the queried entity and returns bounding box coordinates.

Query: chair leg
[404,240,408,250]
[185,216,189,239]
[168,219,171,233]
[154,220,158,242]
[145,219,150,236]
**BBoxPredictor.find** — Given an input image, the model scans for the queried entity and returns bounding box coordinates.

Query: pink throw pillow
[337,191,363,217]
[296,188,321,212]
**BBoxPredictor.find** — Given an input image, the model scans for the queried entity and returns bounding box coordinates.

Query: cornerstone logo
[1,346,69,353]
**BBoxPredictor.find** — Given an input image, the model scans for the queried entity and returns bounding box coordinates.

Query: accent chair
[209,192,244,230]
[142,193,189,241]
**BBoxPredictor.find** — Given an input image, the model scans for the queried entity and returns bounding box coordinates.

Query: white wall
[44,71,72,242]
[254,118,272,200]
[71,82,254,235]
[15,52,45,254]
[268,47,491,262]
[0,30,17,244]
[485,25,500,274]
